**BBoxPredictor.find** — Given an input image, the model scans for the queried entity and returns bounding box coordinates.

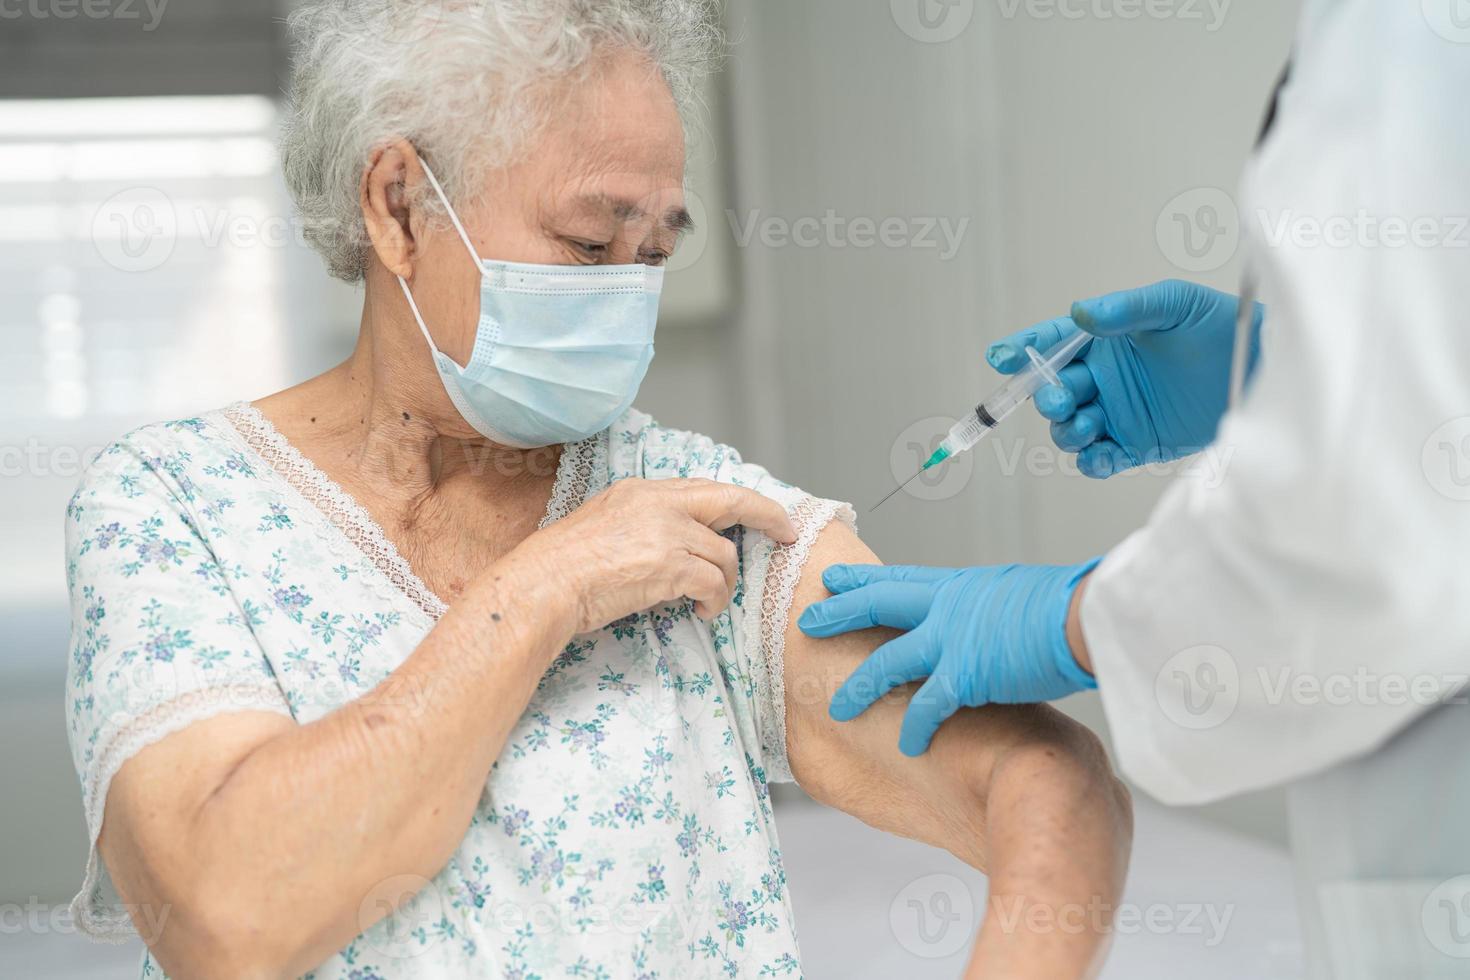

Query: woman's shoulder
[68,407,256,514]
[606,407,793,493]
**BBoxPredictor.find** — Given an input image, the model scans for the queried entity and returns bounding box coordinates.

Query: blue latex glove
[985,279,1263,479]
[797,560,1099,756]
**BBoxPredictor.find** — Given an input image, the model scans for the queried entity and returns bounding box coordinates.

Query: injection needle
[872,466,925,511]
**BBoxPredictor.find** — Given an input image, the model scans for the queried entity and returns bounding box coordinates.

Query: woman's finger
[687,525,739,604]
[678,482,796,544]
[682,554,733,620]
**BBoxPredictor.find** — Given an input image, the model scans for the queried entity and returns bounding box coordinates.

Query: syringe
[874,330,1091,510]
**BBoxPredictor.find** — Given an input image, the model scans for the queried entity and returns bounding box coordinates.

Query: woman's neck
[253,298,561,511]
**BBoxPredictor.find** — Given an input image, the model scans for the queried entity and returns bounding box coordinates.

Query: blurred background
[1,0,1307,976]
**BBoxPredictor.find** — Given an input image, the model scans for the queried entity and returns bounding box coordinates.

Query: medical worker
[800,0,1470,814]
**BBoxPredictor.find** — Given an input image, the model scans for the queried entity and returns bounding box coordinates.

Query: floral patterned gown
[64,402,854,979]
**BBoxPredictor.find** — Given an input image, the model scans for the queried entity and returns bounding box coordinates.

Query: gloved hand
[797,560,1098,756]
[985,279,1263,478]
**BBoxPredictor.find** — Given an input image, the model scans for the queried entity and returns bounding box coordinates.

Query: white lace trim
[72,683,293,942]
[748,495,857,784]
[216,403,606,621]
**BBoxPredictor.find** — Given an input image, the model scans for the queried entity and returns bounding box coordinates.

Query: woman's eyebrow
[575,194,695,232]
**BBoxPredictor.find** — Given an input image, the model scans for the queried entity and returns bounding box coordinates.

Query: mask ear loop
[397,275,443,358]
[397,157,487,362]
[418,160,487,269]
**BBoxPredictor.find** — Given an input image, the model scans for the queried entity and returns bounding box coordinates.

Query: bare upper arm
[780,520,1092,868]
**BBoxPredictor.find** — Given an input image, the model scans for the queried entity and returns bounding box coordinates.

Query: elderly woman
[63,1,1130,977]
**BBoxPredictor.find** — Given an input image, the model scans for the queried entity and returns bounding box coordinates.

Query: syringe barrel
[977,367,1051,427]
[978,331,1089,427]
[945,411,991,454]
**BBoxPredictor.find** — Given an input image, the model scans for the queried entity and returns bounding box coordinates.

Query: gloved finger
[1033,362,1100,422]
[1070,279,1197,337]
[829,630,937,722]
[985,317,1078,375]
[820,563,952,594]
[898,671,964,757]
[1077,438,1134,479]
[797,582,936,637]
[1050,402,1109,453]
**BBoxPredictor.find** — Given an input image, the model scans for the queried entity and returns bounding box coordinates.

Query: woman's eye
[572,240,609,258]
[640,250,669,267]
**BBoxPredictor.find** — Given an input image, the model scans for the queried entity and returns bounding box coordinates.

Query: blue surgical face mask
[397,162,662,448]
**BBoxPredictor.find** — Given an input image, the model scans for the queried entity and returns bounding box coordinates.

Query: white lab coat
[1082,0,1470,805]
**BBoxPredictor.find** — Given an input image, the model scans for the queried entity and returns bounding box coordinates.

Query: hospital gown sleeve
[717,455,856,785]
[613,411,855,784]
[1082,0,1470,804]
[62,427,292,938]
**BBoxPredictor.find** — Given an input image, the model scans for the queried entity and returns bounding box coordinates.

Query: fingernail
[1070,300,1096,329]
[986,344,1019,370]
[797,606,822,632]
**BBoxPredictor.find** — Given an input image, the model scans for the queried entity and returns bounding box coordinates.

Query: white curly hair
[279,0,724,282]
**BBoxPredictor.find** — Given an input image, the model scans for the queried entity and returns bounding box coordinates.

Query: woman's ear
[360,138,423,279]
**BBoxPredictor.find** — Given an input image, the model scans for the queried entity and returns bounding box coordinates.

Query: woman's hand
[513,477,797,634]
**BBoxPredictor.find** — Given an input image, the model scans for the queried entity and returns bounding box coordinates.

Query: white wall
[720,0,1302,843]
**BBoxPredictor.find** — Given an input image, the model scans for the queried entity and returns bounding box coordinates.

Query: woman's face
[403,47,690,368]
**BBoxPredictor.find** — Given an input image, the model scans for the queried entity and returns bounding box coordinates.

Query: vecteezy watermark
[359,874,450,959]
[988,895,1235,947]
[104,664,438,730]
[664,188,709,274]
[1424,876,1470,959]
[882,418,1237,506]
[994,0,1231,32]
[987,435,1236,488]
[1155,646,1470,732]
[1422,0,1470,44]
[891,0,976,43]
[0,0,169,31]
[88,186,699,275]
[890,873,977,958]
[0,898,171,945]
[90,196,352,273]
[91,187,177,273]
[1158,189,1470,273]
[0,439,107,478]
[1423,417,1470,501]
[1255,666,1470,710]
[1155,644,1240,730]
[726,210,970,261]
[1156,187,1240,273]
[889,416,978,503]
[1254,209,1470,251]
